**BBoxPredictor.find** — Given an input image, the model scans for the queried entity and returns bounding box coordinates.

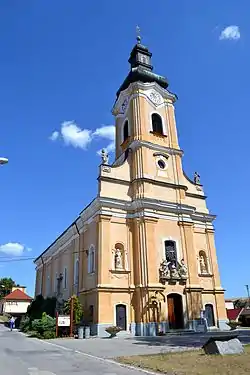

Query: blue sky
[0,0,248,298]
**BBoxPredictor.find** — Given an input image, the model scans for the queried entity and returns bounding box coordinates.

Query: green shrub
[31,312,56,336]
[42,330,56,339]
[27,295,57,320]
[20,316,31,333]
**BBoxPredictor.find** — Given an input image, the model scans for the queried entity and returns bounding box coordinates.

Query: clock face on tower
[137,53,149,65]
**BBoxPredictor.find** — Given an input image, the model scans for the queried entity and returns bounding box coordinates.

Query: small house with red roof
[0,286,32,316]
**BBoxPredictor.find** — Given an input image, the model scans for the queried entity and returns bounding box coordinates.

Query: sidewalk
[45,335,202,359]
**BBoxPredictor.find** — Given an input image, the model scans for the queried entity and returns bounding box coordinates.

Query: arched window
[74,258,79,285]
[164,240,177,267]
[123,120,129,142]
[46,274,50,296]
[63,267,67,289]
[151,113,163,135]
[88,246,95,274]
[54,272,58,293]
[199,251,209,274]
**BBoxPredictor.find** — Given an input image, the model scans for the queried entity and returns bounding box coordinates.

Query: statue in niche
[194,171,201,185]
[114,248,123,269]
[178,259,188,279]
[199,253,208,274]
[101,149,109,165]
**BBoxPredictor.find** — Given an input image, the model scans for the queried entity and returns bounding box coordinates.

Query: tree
[0,277,16,298]
[63,295,83,325]
[27,295,57,320]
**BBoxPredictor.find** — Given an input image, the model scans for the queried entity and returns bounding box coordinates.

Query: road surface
[0,325,145,375]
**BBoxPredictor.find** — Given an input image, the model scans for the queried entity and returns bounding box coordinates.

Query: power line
[0,248,89,263]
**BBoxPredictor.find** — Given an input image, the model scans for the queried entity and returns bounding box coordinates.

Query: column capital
[143,216,158,224]
[178,220,194,228]
[205,228,215,234]
[96,214,112,223]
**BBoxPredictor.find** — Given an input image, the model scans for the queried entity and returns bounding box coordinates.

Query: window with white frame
[54,272,58,293]
[63,267,67,289]
[88,246,95,274]
[46,275,50,296]
[164,240,177,266]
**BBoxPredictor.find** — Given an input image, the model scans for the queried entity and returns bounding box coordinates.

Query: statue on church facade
[114,248,123,269]
[101,149,109,165]
[199,252,208,274]
[159,260,171,281]
[159,258,188,283]
[178,259,188,279]
[169,262,179,279]
[194,171,201,185]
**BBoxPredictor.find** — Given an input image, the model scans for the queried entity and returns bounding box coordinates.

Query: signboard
[58,315,70,327]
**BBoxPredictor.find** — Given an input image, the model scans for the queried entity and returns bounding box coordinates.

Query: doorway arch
[205,304,215,327]
[115,304,127,330]
[167,293,184,329]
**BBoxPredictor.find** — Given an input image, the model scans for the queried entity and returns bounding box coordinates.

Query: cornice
[128,139,184,156]
[35,196,215,264]
[112,81,177,116]
[186,192,207,200]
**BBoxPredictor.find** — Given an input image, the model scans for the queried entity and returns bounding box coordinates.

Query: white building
[0,287,32,316]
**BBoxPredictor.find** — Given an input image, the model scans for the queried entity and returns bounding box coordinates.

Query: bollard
[84,326,90,339]
[78,326,84,339]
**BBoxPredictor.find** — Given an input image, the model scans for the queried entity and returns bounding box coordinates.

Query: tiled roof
[226,308,242,321]
[3,289,32,301]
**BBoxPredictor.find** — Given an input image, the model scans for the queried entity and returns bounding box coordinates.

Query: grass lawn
[118,345,250,375]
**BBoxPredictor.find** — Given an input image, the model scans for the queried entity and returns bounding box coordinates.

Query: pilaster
[205,228,222,289]
[97,214,112,286]
[178,220,202,321]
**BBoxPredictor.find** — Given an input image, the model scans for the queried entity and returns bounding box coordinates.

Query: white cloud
[0,242,25,256]
[61,121,92,150]
[49,121,116,155]
[93,125,115,141]
[219,25,240,41]
[49,131,59,141]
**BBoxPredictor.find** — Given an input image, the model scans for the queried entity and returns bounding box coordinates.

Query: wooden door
[116,304,127,330]
[167,296,175,329]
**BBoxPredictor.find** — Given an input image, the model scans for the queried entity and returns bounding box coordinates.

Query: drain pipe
[74,221,80,296]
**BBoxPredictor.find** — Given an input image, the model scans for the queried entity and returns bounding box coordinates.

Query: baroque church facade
[34,36,229,336]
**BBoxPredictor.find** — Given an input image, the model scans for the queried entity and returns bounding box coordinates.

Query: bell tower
[112,34,184,200]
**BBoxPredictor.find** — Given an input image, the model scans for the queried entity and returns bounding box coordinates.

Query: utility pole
[70,296,74,337]
[245,285,250,307]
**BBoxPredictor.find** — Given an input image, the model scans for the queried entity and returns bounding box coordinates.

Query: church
[34,35,229,336]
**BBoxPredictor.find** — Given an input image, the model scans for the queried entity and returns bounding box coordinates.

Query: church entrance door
[205,304,215,327]
[167,294,184,330]
[116,304,127,330]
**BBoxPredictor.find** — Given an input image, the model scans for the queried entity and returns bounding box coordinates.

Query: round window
[157,159,166,170]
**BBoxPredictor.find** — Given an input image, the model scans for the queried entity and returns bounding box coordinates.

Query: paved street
[0,325,147,375]
[1,324,250,375]
[48,330,250,358]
